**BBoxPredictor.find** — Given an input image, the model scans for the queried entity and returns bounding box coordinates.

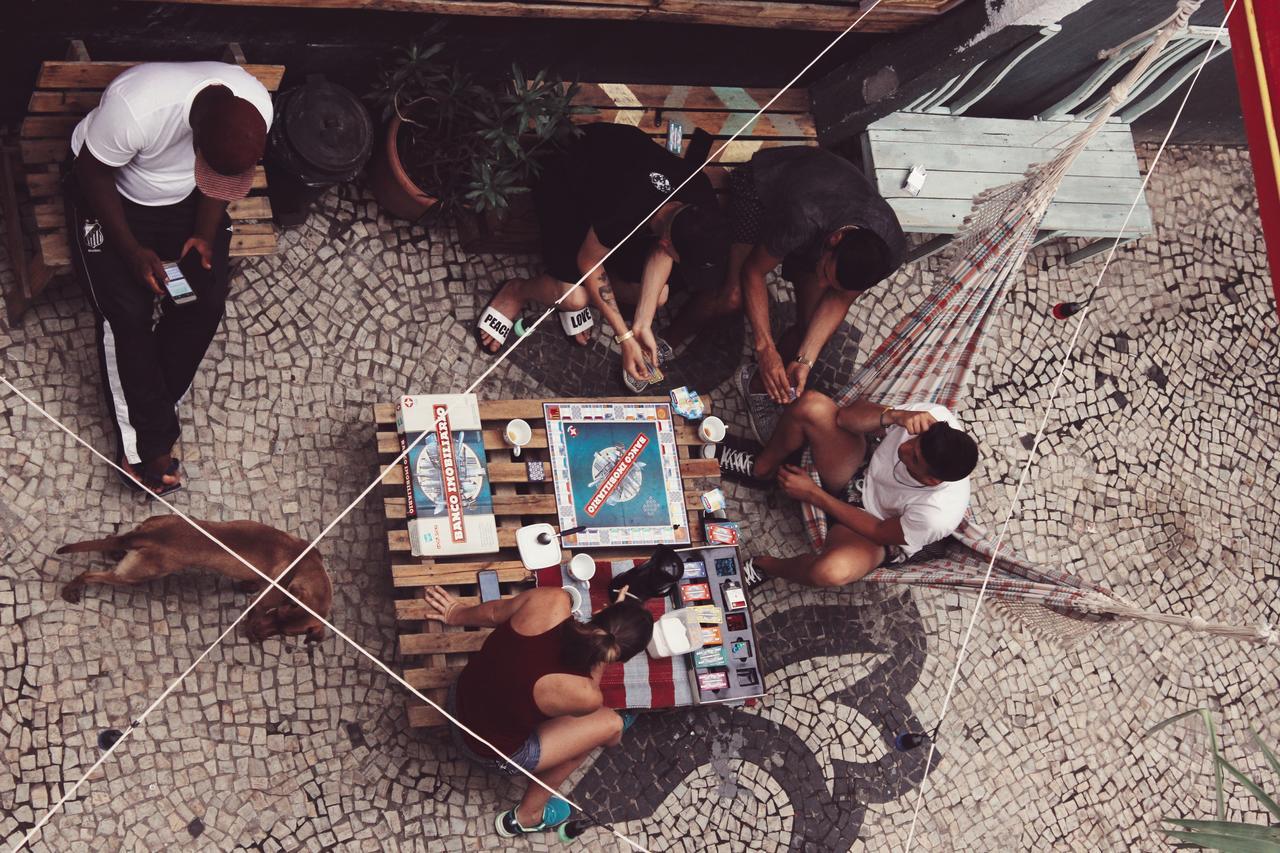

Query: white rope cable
[900,5,1234,849]
[5,3,889,848]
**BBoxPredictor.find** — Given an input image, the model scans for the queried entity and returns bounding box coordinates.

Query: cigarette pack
[705,521,740,545]
[681,560,707,579]
[679,582,711,604]
[697,670,729,692]
[690,604,723,624]
[693,646,727,668]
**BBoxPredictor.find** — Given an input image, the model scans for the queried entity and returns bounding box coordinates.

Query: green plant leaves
[370,35,582,219]
[1148,709,1280,851]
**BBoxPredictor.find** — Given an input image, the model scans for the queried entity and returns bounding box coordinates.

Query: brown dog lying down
[59,515,333,643]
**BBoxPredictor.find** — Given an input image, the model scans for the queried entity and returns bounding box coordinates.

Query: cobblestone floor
[2,143,1278,852]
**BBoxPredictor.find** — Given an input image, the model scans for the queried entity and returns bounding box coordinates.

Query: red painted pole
[1227,0,1280,316]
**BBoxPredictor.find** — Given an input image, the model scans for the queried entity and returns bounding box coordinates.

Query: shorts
[445,683,542,777]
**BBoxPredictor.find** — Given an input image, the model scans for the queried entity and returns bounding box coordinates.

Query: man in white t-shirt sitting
[66,62,272,496]
[721,389,978,588]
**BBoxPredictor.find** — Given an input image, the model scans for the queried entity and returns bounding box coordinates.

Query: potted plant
[367,27,590,223]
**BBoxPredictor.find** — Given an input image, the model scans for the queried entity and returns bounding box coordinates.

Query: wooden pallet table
[375,396,722,729]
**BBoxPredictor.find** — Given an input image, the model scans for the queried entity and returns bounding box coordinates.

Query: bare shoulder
[508,587,573,635]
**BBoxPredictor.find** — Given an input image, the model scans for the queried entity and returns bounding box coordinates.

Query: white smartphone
[162,263,197,304]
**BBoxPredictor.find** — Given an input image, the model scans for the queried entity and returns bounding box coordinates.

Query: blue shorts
[446,684,541,777]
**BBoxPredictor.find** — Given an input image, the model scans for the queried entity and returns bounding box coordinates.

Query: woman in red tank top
[423,584,653,839]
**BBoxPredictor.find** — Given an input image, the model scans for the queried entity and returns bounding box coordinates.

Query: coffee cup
[568,553,596,582]
[505,418,532,457]
[698,416,726,444]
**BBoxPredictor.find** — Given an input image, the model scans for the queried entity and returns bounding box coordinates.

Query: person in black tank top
[423,585,653,838]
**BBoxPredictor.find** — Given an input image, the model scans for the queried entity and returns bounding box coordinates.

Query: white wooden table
[861,112,1153,265]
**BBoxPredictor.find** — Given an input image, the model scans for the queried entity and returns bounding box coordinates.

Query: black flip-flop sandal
[117,457,182,497]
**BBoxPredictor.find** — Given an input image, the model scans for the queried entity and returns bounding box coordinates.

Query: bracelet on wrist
[615,329,635,344]
[879,406,893,429]
[793,355,814,368]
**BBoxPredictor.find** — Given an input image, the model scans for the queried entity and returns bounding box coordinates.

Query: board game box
[396,394,499,557]
[543,402,690,548]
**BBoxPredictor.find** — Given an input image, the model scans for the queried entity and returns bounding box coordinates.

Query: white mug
[505,418,532,457]
[568,553,597,582]
[698,416,726,444]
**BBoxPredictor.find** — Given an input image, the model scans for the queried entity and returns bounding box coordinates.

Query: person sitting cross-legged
[726,390,978,588]
[423,584,653,839]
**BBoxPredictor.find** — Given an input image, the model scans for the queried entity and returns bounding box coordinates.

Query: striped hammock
[799,0,1274,646]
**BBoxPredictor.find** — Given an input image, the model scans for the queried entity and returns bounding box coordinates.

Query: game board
[544,402,690,548]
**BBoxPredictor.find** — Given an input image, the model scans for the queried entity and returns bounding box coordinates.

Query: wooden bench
[1,42,285,325]
[374,396,723,728]
[458,81,816,253]
[128,0,966,34]
[860,112,1154,265]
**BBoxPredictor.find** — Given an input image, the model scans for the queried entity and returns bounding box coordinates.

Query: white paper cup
[568,553,596,582]
[698,416,726,443]
[565,585,584,613]
[505,418,532,457]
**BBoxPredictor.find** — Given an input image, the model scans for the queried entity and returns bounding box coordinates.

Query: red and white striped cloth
[536,559,695,710]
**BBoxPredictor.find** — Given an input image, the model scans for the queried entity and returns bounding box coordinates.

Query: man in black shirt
[665,147,906,405]
[476,123,728,385]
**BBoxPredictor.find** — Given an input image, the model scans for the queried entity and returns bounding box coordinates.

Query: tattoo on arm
[598,279,618,310]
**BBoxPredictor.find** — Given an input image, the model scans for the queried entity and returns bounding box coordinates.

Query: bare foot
[572,328,591,346]
[479,280,526,353]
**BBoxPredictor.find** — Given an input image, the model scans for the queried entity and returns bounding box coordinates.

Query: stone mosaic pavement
[2,143,1279,852]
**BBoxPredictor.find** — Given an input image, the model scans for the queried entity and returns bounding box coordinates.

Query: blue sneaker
[617,710,638,733]
[495,797,572,837]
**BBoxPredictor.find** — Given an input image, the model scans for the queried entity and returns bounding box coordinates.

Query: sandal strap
[478,305,515,343]
[558,306,594,336]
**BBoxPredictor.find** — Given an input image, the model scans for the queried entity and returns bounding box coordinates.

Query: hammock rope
[799,0,1276,647]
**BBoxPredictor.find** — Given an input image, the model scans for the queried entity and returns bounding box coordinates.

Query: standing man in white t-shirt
[66,62,273,495]
[717,389,978,588]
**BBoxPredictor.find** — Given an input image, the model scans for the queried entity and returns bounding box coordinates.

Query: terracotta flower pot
[367,114,438,220]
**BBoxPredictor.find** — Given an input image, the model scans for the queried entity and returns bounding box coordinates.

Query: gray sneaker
[736,363,782,444]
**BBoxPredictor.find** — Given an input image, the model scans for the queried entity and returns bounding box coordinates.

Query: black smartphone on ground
[162,262,197,304]
[477,570,501,603]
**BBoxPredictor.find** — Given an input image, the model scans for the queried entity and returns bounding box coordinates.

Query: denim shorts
[446,683,541,777]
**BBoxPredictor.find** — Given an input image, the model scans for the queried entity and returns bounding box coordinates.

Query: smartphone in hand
[162,262,197,305]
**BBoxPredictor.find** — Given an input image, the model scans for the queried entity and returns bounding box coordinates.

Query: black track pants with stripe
[66,179,231,466]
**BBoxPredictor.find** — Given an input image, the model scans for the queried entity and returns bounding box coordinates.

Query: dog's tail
[56,534,132,555]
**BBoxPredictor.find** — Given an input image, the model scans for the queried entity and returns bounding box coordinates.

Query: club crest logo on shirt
[83,220,105,252]
[648,172,672,194]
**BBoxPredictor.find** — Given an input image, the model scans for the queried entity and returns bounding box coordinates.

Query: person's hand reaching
[756,345,792,405]
[786,360,810,398]
[621,338,653,384]
[890,409,938,434]
[777,464,823,504]
[126,245,168,296]
[634,325,660,372]
[422,586,462,625]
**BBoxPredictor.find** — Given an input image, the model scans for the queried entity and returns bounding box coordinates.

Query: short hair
[834,229,894,292]
[561,600,654,670]
[919,421,978,481]
[670,204,730,270]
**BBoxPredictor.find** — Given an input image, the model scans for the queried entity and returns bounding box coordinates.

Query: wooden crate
[375,396,722,728]
[2,41,284,325]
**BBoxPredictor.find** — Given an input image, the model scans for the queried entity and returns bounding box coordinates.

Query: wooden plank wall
[119,0,970,33]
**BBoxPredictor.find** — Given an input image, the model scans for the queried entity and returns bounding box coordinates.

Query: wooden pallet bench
[458,80,817,253]
[2,41,284,325]
[861,112,1154,265]
[374,396,722,728]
